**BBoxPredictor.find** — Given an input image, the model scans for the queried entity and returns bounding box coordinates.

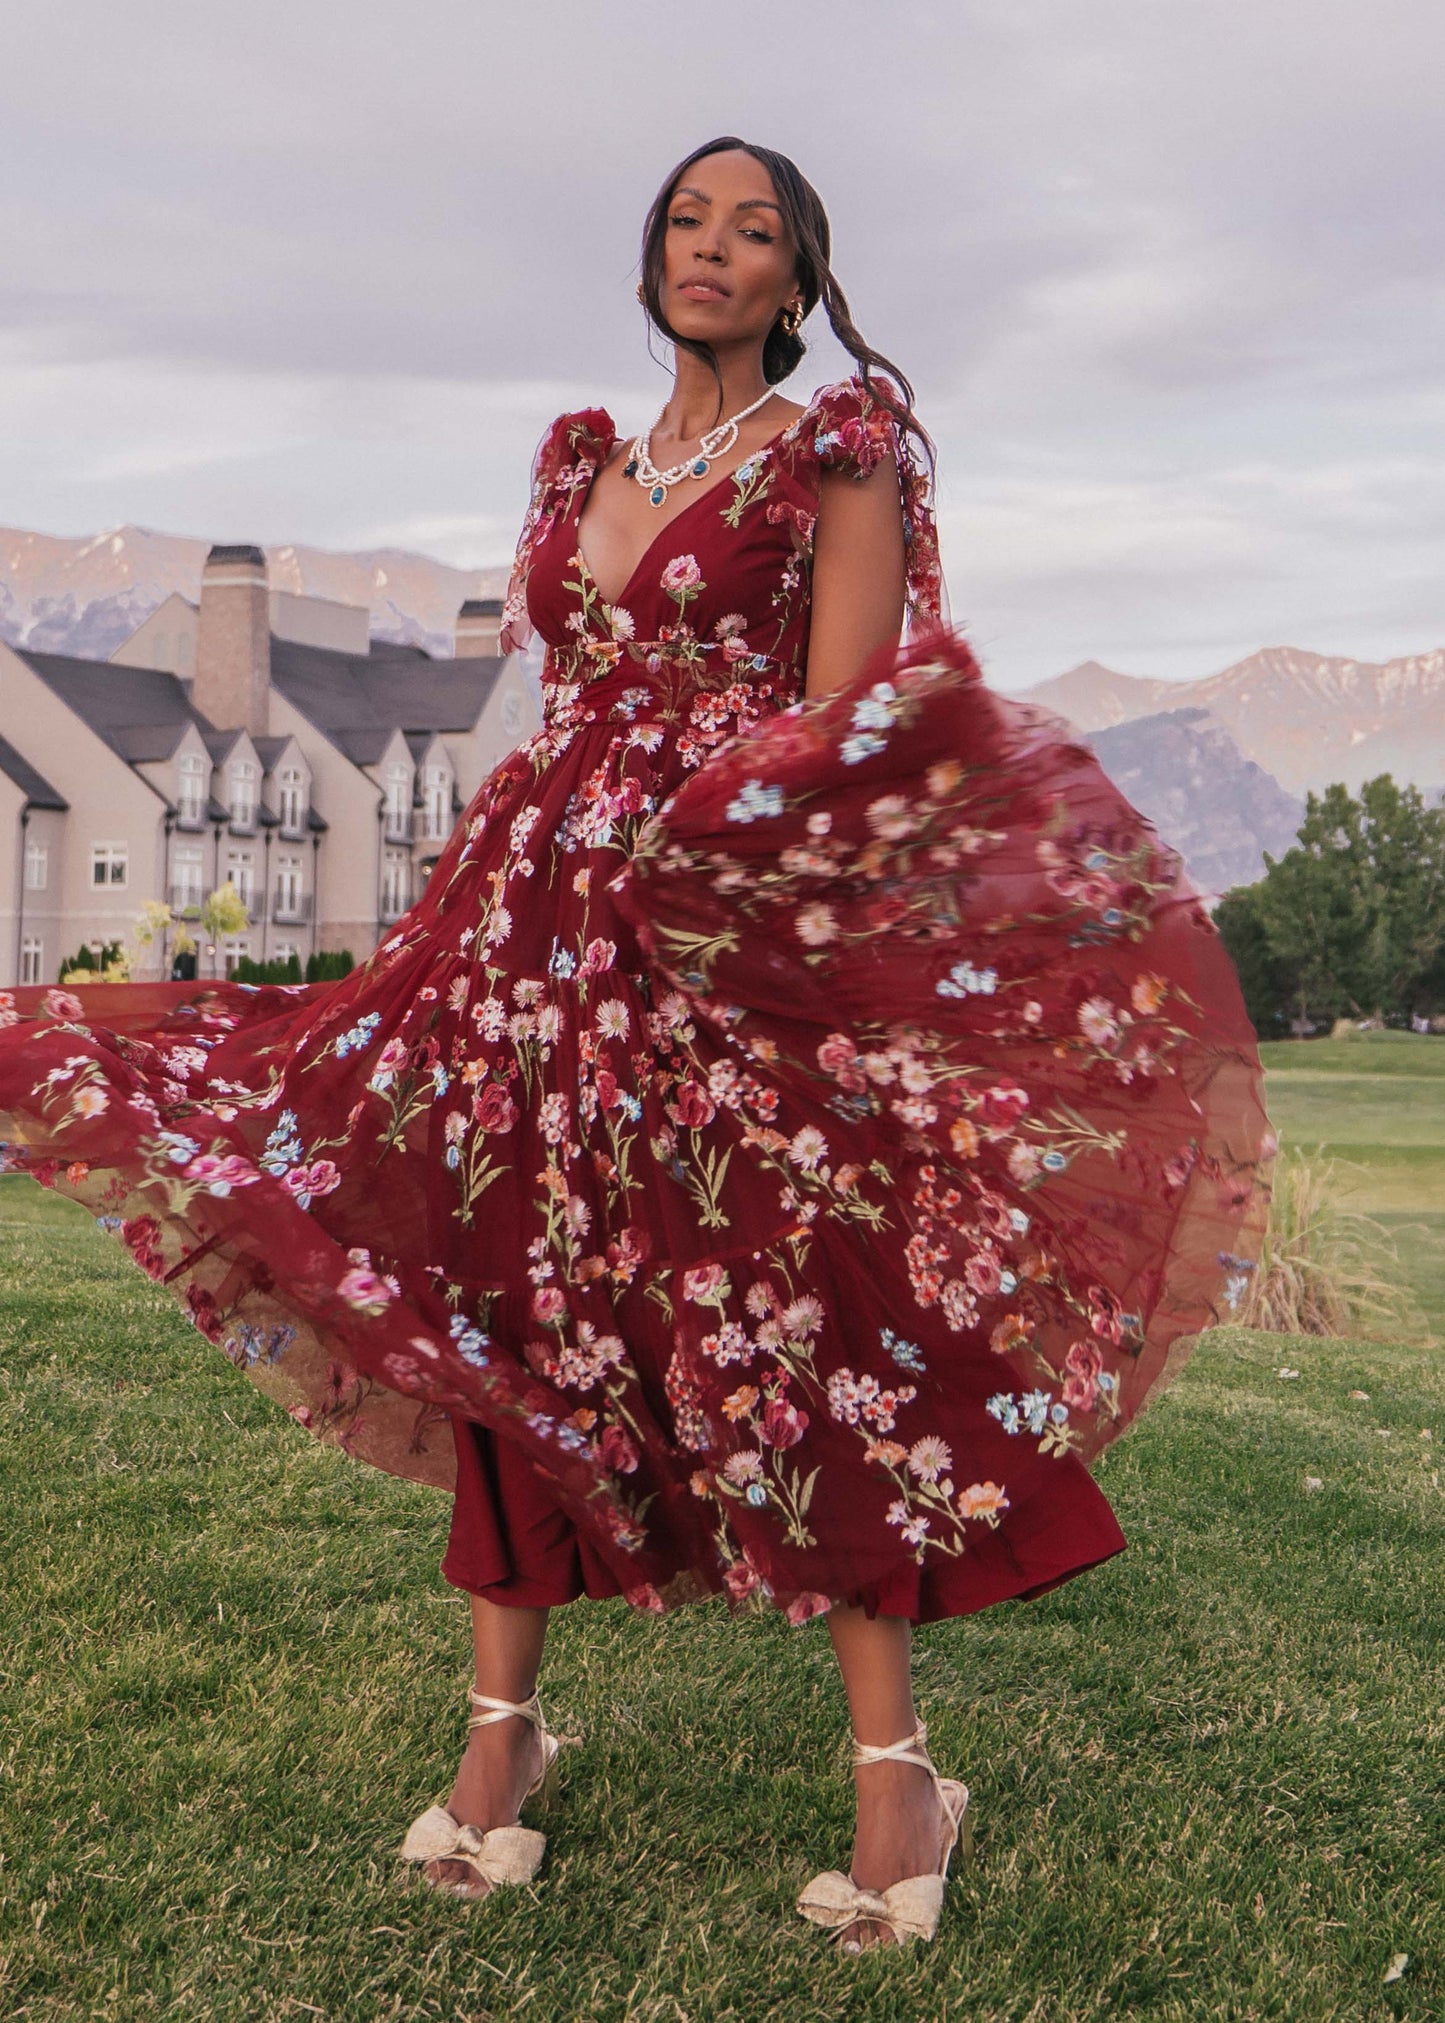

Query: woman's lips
[678,279,731,301]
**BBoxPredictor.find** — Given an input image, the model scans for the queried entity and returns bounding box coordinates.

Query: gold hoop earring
[780,302,803,337]
[636,281,647,306]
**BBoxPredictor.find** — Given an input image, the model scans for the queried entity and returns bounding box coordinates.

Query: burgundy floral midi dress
[0,378,1275,1624]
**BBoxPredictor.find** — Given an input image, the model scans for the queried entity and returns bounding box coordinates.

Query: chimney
[194,543,271,733]
[456,596,503,659]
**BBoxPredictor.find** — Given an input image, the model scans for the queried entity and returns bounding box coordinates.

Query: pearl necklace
[623,386,783,507]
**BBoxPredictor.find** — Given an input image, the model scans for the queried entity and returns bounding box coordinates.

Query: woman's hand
[803,451,906,701]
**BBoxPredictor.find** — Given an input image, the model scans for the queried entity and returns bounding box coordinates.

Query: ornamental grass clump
[1237,1143,1432,1342]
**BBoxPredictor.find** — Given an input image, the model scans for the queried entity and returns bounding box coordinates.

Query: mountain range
[0,523,509,663]
[3,522,1438,895]
[1013,645,1445,799]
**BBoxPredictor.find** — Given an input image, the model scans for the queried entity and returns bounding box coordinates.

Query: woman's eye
[669,212,699,228]
[741,228,776,244]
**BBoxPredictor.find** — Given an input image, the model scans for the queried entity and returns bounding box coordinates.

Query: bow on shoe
[796,1868,947,1946]
[398,1804,547,1889]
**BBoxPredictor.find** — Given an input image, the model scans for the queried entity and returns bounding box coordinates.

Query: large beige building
[0,544,539,987]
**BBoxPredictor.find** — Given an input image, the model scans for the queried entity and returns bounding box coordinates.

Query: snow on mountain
[0,523,510,661]
[1014,645,1445,796]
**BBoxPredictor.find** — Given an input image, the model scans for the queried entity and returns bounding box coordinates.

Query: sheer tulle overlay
[0,380,1275,1623]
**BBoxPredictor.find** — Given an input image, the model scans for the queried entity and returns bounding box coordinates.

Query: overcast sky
[2,0,1441,688]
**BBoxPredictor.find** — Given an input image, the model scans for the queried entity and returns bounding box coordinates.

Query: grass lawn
[1,1035,1442,2021]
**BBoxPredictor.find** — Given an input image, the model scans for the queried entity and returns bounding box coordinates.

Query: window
[24,839,48,890]
[171,846,204,912]
[224,848,256,911]
[177,751,207,824]
[274,854,303,919]
[383,762,411,839]
[91,843,128,888]
[277,764,305,832]
[220,938,251,979]
[229,758,258,826]
[421,763,451,839]
[272,941,299,967]
[20,937,43,985]
[381,850,410,917]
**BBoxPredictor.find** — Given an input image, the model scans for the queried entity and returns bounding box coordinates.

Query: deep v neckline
[571,394,818,612]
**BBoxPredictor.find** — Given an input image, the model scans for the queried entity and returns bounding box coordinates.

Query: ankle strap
[467,1687,544,1732]
[851,1722,935,1778]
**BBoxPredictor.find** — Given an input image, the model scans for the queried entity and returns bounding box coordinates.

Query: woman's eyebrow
[673,186,782,215]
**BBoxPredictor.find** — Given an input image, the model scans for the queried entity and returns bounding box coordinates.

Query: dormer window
[421,762,451,840]
[229,757,258,827]
[177,751,207,825]
[383,762,411,841]
[277,764,305,833]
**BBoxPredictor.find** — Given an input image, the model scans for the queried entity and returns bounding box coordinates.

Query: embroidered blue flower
[725,778,785,824]
[157,1130,201,1165]
[335,1011,382,1058]
[1042,1149,1069,1171]
[448,1312,491,1368]
[851,680,900,731]
[881,1326,927,1373]
[937,960,999,999]
[549,939,578,980]
[1020,1388,1052,1434]
[840,732,887,765]
[986,1391,1021,1435]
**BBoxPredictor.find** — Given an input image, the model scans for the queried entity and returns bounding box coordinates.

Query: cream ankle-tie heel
[797,1722,974,1948]
[398,1686,569,1898]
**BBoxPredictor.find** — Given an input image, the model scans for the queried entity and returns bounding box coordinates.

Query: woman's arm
[803,451,907,701]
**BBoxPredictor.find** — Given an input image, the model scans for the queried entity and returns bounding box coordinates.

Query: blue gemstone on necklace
[649,484,666,506]
[692,458,708,477]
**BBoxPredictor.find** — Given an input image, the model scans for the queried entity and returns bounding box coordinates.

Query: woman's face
[659,149,801,348]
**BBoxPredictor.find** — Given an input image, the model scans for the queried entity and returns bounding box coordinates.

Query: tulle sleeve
[499,408,611,655]
[809,376,946,636]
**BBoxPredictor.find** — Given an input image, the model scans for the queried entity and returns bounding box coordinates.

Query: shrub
[1237,1144,1433,1342]
[305,949,354,982]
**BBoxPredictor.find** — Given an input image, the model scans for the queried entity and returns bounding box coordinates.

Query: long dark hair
[638,136,934,472]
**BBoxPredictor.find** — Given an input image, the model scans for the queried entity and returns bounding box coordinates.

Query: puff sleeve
[498,408,611,655]
[809,376,945,634]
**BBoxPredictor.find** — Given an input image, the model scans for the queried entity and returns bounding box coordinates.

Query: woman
[0,138,1274,1953]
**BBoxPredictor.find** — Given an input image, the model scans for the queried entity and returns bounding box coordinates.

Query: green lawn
[1,1036,1442,2021]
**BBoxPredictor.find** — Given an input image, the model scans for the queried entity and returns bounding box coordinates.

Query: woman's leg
[826,1603,948,1951]
[424,1595,551,1898]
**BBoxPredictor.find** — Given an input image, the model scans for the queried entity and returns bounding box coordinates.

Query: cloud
[0,0,1441,684]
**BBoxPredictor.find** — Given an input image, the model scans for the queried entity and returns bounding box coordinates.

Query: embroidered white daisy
[907,1436,953,1484]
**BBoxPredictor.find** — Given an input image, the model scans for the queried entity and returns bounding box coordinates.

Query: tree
[1213,885,1299,1035]
[1252,776,1445,1024]
[198,881,251,977]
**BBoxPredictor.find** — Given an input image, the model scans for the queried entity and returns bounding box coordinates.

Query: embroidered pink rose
[660,554,702,594]
[1062,1338,1105,1410]
[761,1396,810,1449]
[472,1084,519,1133]
[670,1080,716,1129]
[598,1423,640,1475]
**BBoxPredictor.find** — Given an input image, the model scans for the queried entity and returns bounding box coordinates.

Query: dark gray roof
[459,596,503,617]
[17,639,502,795]
[0,733,68,810]
[268,637,504,752]
[105,722,192,763]
[207,543,265,566]
[17,652,218,768]
[203,727,245,763]
[253,734,291,768]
